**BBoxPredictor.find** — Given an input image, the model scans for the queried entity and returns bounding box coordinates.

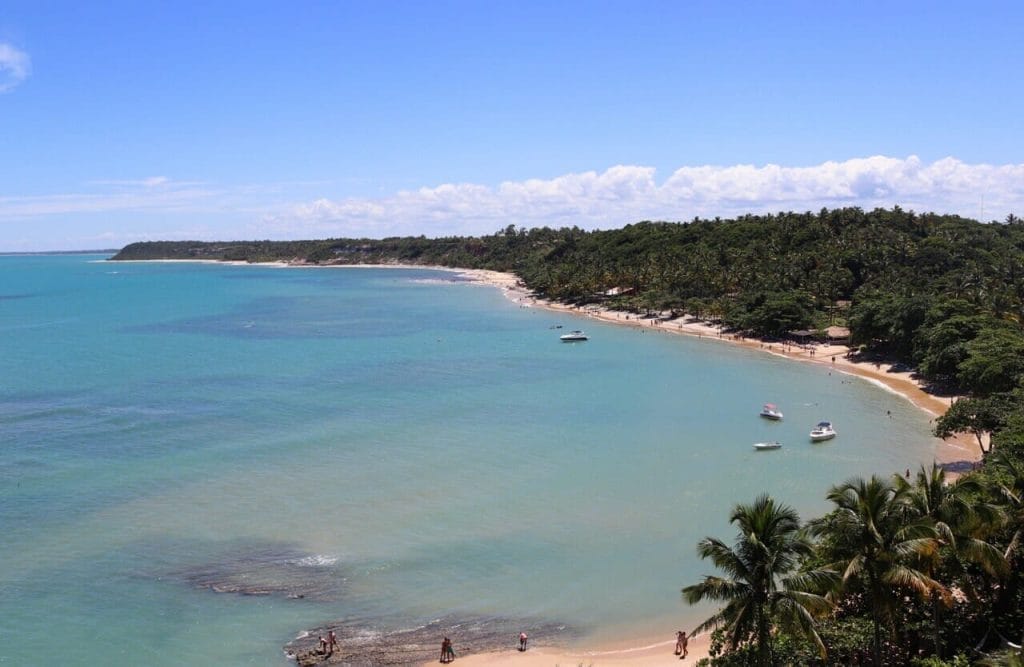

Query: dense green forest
[114,207,1024,665]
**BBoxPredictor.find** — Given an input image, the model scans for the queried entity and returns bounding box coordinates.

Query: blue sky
[1,1,1022,251]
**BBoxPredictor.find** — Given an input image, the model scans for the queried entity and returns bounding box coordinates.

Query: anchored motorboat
[809,421,837,442]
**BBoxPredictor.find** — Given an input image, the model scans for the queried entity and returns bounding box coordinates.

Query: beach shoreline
[113,259,980,665]
[435,631,713,667]
[453,267,980,469]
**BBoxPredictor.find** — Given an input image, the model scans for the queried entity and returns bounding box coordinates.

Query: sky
[1,1,1023,251]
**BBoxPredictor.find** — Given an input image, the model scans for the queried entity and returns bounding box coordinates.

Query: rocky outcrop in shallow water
[285,615,578,666]
[168,544,347,601]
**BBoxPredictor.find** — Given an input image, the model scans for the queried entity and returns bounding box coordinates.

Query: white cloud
[277,156,1024,238]
[3,157,1023,252]
[89,176,176,188]
[0,43,31,93]
[0,179,220,218]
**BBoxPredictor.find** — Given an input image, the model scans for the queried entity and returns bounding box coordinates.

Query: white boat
[809,421,837,442]
[759,403,783,420]
[560,330,588,342]
[753,441,782,450]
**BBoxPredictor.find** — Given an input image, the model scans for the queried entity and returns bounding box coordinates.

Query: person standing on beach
[519,631,528,651]
[328,630,339,653]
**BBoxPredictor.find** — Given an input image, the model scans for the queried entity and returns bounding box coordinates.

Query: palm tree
[682,494,835,666]
[896,464,1007,658]
[810,475,944,666]
[992,453,1024,563]
[991,453,1024,649]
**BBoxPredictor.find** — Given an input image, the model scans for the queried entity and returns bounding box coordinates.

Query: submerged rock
[168,544,347,601]
[285,615,578,666]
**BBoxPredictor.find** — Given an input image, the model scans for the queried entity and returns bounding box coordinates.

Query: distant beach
[456,267,979,464]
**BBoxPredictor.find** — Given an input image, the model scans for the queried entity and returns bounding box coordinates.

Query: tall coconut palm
[896,464,1007,657]
[992,453,1024,563]
[810,475,944,667]
[682,494,835,666]
[991,453,1024,649]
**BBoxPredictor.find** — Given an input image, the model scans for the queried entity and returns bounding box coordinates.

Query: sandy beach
[443,631,712,667]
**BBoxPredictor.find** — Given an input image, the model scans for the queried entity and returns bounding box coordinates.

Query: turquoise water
[0,256,942,665]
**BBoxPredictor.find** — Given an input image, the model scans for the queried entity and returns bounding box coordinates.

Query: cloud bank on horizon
[283,155,1023,238]
[0,42,30,93]
[2,155,1023,250]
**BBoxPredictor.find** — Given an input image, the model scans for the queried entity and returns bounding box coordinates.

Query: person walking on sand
[519,631,528,651]
[675,630,688,658]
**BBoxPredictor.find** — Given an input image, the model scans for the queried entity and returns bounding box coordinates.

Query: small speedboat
[753,441,782,451]
[560,330,588,342]
[809,421,837,442]
[759,403,783,420]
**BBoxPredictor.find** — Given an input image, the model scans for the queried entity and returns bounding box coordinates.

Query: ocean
[0,255,942,665]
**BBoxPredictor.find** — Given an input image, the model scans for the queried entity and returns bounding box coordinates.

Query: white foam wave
[395,620,436,633]
[408,278,461,286]
[579,639,677,656]
[292,554,338,567]
[353,629,384,640]
[857,375,921,406]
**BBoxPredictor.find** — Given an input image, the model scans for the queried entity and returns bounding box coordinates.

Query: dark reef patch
[165,543,347,601]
